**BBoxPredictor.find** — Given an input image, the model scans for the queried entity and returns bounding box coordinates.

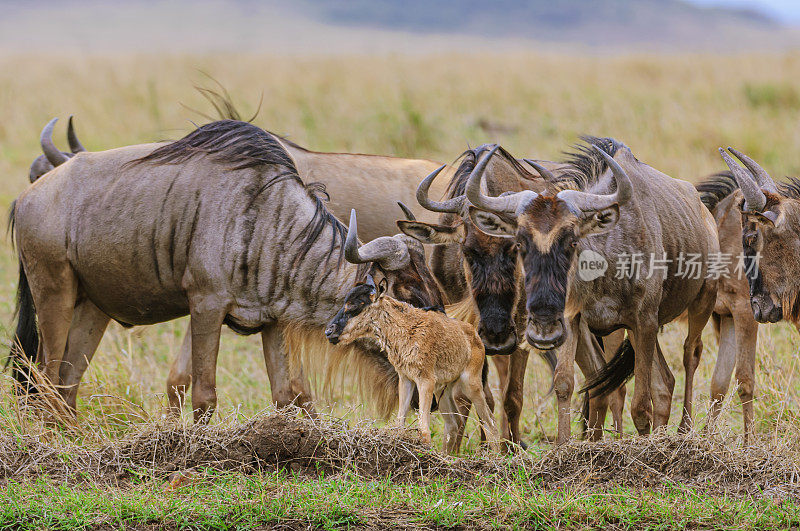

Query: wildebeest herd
[7,105,799,454]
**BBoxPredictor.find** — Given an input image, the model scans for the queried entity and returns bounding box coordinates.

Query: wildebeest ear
[576,204,620,238]
[467,206,516,238]
[377,277,388,297]
[742,209,780,228]
[396,220,465,244]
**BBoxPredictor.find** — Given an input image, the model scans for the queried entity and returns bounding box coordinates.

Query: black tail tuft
[7,260,39,393]
[580,337,635,399]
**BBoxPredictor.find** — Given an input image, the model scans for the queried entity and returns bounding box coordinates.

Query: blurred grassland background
[2,51,800,445]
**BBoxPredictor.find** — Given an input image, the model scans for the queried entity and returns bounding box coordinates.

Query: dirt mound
[1,410,798,497]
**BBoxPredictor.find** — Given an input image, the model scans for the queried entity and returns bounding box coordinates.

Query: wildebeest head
[466,145,632,350]
[719,147,800,323]
[325,209,445,344]
[396,145,531,355]
[29,117,85,182]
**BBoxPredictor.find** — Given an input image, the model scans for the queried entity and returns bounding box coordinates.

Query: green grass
[2,471,798,530]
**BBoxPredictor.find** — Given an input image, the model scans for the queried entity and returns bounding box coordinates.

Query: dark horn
[524,159,557,182]
[40,118,69,167]
[67,115,86,153]
[727,147,778,194]
[397,201,416,221]
[416,165,464,213]
[466,145,537,214]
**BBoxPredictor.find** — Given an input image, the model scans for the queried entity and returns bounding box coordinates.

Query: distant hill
[301,0,782,48]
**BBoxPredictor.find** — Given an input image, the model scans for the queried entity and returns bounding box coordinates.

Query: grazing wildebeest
[466,137,719,443]
[9,119,449,421]
[30,116,85,182]
[400,144,626,442]
[695,171,760,442]
[326,274,500,454]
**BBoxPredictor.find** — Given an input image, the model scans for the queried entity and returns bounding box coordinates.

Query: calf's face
[325,279,377,344]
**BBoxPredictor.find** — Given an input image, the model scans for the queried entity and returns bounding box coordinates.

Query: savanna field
[4,52,800,529]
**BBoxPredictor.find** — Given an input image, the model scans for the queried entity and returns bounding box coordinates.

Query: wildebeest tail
[579,337,634,399]
[7,260,39,393]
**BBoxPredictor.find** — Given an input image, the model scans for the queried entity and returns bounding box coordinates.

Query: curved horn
[397,201,416,221]
[466,145,538,214]
[523,159,557,182]
[40,118,69,167]
[727,147,778,193]
[557,146,634,213]
[416,164,463,213]
[344,209,410,270]
[67,115,86,153]
[719,148,766,212]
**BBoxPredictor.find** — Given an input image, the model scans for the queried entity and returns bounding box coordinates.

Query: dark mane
[136,120,344,265]
[559,135,625,191]
[779,177,800,199]
[446,144,535,199]
[695,171,739,212]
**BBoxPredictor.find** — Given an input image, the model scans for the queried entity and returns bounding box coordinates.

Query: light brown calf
[326,279,500,454]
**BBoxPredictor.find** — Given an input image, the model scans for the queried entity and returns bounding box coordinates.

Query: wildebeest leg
[450,390,471,450]
[27,263,78,388]
[628,321,658,435]
[707,313,730,431]
[261,326,315,414]
[166,325,192,415]
[575,324,609,441]
[491,355,510,438]
[58,299,110,413]
[415,377,435,444]
[439,387,461,455]
[554,317,580,445]
[651,340,675,429]
[189,303,225,423]
[602,330,626,437]
[503,347,529,446]
[733,311,758,444]
[461,365,500,452]
[678,282,716,433]
[396,375,414,427]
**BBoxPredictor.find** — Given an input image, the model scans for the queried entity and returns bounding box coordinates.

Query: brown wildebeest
[9,119,448,421]
[400,144,626,443]
[326,275,500,454]
[466,137,719,443]
[695,171,760,442]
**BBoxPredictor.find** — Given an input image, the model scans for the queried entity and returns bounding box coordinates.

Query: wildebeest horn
[727,147,778,194]
[344,209,410,270]
[466,145,538,214]
[416,164,463,213]
[524,159,557,182]
[397,201,416,221]
[556,146,634,214]
[719,148,766,212]
[41,118,69,167]
[67,115,86,153]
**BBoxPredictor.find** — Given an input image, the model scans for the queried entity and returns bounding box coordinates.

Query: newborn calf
[325,277,499,454]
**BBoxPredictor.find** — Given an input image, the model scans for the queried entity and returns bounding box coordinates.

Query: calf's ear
[397,220,465,244]
[576,204,620,238]
[467,206,516,238]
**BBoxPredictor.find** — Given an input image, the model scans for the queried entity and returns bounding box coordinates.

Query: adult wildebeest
[30,117,85,182]
[399,143,627,442]
[466,137,719,443]
[695,170,760,442]
[9,119,449,421]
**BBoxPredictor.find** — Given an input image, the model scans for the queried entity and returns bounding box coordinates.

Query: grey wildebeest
[28,116,457,415]
[325,275,500,453]
[465,137,719,443]
[695,170,760,442]
[399,144,626,442]
[9,119,451,421]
